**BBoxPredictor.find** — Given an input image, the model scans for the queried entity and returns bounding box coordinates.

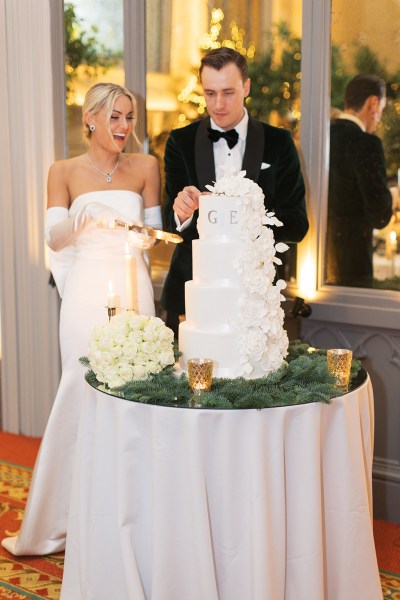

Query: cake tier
[184,280,241,327]
[179,321,267,379]
[197,195,242,241]
[179,321,240,378]
[192,239,242,282]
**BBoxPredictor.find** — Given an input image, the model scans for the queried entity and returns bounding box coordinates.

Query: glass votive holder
[187,358,213,395]
[327,348,353,391]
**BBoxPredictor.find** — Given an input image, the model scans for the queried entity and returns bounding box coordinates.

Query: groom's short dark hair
[199,48,248,82]
[344,74,386,111]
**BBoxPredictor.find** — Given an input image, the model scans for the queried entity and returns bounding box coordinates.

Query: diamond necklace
[87,153,120,183]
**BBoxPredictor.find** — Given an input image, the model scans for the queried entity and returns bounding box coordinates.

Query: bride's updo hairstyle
[82,82,140,145]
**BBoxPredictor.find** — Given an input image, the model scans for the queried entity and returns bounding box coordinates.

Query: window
[326,0,400,291]
[64,0,124,157]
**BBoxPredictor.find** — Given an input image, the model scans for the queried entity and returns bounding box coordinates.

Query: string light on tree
[177,7,256,119]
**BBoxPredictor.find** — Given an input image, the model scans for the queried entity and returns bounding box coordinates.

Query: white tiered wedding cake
[179,170,289,379]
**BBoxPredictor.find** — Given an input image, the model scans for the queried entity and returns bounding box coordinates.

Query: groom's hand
[173,186,201,223]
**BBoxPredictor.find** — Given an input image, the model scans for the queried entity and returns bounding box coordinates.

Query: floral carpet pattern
[0,456,397,599]
[0,460,63,599]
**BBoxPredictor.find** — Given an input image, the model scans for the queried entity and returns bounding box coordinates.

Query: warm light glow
[390,230,397,243]
[297,252,317,300]
[179,9,256,115]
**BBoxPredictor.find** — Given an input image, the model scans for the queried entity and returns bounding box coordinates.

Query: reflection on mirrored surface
[328,0,400,291]
[326,75,393,288]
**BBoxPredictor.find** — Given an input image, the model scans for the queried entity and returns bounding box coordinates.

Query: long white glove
[127,205,163,251]
[45,202,140,252]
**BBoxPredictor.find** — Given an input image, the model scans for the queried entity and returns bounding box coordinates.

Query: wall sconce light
[291,296,312,318]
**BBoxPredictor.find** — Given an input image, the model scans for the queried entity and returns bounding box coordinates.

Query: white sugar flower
[205,170,289,378]
[239,302,268,332]
[275,242,289,253]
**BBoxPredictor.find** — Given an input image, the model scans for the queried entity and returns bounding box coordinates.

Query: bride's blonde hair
[82,82,140,146]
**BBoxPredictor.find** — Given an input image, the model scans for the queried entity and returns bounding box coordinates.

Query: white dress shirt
[211,110,248,178]
[175,110,249,231]
[338,112,366,132]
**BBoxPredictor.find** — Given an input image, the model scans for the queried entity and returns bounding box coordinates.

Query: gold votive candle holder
[327,348,353,391]
[187,358,213,395]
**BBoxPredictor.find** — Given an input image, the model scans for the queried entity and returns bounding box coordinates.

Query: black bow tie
[207,127,239,149]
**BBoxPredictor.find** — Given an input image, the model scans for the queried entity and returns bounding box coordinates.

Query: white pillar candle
[107,280,118,309]
[125,243,138,312]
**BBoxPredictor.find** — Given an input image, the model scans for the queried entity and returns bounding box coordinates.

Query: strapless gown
[2,190,155,556]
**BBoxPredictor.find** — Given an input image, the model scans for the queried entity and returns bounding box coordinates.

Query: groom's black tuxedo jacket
[161,116,308,314]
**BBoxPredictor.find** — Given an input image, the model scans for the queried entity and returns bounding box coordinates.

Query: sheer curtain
[0,0,60,435]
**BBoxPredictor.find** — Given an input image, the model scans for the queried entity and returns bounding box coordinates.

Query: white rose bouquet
[86,312,175,389]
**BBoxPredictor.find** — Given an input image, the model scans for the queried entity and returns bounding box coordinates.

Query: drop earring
[89,124,96,132]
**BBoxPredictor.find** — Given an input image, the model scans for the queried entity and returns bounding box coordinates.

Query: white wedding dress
[2,190,156,556]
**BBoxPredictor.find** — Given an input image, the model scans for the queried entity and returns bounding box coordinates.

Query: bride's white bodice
[69,190,144,258]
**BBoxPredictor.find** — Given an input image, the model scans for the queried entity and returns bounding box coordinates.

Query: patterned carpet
[0,446,398,599]
[0,460,63,599]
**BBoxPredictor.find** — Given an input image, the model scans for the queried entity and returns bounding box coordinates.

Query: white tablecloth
[61,375,382,600]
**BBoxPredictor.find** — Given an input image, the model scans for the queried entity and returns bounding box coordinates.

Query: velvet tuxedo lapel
[195,117,216,190]
[242,117,264,181]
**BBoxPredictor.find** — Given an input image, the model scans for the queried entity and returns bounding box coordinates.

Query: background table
[60,375,382,600]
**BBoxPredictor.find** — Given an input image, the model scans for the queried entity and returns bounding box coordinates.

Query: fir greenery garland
[80,340,364,410]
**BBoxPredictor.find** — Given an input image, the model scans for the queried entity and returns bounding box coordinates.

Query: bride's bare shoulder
[49,154,86,177]
[124,152,159,172]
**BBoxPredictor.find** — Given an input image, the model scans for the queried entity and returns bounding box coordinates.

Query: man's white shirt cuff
[174,212,193,232]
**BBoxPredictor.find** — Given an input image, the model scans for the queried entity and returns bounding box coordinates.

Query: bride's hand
[85,202,142,229]
[127,230,157,250]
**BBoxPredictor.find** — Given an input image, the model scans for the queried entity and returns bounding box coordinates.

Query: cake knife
[113,220,183,244]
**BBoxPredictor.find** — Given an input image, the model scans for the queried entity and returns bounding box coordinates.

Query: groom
[161,47,308,334]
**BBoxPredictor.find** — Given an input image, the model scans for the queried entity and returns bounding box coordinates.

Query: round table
[60,374,382,600]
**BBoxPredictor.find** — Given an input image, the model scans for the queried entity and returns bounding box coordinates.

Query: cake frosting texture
[179,170,289,379]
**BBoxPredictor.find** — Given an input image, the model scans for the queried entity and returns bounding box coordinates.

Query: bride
[2,82,162,556]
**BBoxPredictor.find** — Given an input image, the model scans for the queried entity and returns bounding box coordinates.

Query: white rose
[118,363,135,383]
[130,329,144,343]
[110,344,123,359]
[142,327,159,342]
[103,366,125,388]
[158,326,174,343]
[132,364,149,380]
[158,349,175,366]
[122,342,138,360]
[97,335,114,351]
[141,340,157,354]
[146,360,162,374]
[157,338,172,351]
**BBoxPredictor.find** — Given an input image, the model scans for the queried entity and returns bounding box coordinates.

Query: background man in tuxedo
[326,74,393,287]
[161,47,309,334]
